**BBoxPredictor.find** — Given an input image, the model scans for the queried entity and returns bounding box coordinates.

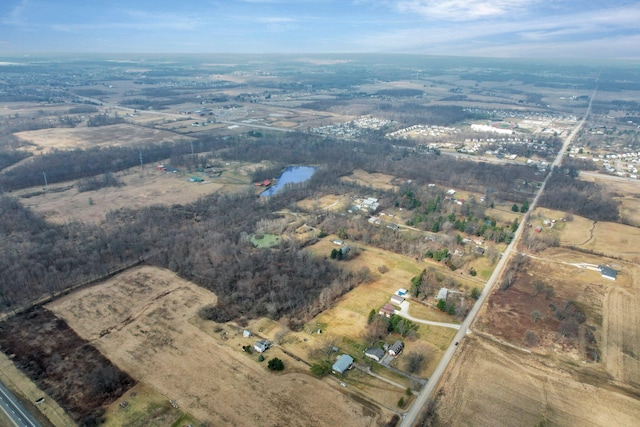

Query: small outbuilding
[390,294,405,305]
[332,354,354,375]
[364,347,385,362]
[388,340,404,356]
[437,288,449,301]
[598,265,618,280]
[379,303,395,317]
[397,288,408,296]
[243,330,252,338]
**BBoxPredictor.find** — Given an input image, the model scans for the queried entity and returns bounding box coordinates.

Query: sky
[1,0,639,58]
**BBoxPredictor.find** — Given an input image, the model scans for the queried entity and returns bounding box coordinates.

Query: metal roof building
[332,354,354,375]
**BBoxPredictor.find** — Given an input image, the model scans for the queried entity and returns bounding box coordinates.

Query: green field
[250,233,282,248]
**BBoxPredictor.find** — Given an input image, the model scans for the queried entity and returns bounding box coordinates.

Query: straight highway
[400,82,597,427]
[0,381,42,427]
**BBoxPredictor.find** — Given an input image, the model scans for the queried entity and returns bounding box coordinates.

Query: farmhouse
[390,294,405,305]
[254,339,270,353]
[332,354,354,375]
[379,303,395,317]
[598,265,618,280]
[362,197,380,211]
[388,340,404,356]
[364,347,385,362]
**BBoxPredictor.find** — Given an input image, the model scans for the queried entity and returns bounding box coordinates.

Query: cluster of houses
[348,197,380,214]
[378,288,407,318]
[364,340,405,362]
[311,116,393,140]
[333,289,409,376]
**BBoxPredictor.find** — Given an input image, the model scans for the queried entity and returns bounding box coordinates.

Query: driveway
[394,300,461,330]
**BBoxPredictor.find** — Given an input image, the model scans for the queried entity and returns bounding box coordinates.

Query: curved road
[0,381,42,427]
[394,301,461,330]
[400,82,598,427]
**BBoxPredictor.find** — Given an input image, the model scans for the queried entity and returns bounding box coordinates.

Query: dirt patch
[0,307,136,425]
[435,336,640,426]
[47,266,384,426]
[14,124,191,155]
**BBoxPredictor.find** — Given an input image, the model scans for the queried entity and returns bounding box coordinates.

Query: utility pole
[43,171,48,191]
[139,151,143,169]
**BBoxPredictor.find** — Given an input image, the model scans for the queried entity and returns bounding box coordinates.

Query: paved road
[400,82,597,427]
[0,381,42,427]
[394,301,461,330]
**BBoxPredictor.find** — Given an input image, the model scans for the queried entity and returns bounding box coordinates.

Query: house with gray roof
[388,340,404,356]
[364,347,385,362]
[332,354,354,375]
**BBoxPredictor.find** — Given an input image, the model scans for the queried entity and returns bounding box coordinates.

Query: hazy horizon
[1,1,639,59]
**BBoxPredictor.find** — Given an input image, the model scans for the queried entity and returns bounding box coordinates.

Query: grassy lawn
[250,233,282,248]
[407,301,461,324]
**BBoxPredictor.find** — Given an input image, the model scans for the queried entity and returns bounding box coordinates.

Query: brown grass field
[296,194,350,212]
[16,169,223,224]
[340,169,398,191]
[580,173,640,227]
[13,123,191,154]
[47,266,385,426]
[15,163,258,224]
[462,226,640,426]
[534,206,640,263]
[435,335,640,426]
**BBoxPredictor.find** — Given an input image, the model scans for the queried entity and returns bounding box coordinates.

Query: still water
[260,166,317,197]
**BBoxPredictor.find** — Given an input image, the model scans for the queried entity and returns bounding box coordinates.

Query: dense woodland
[0,129,621,320]
[0,307,135,426]
[538,173,619,222]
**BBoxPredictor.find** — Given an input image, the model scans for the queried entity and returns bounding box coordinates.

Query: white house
[254,339,270,353]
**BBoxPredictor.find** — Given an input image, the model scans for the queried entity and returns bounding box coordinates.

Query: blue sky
[1,0,639,58]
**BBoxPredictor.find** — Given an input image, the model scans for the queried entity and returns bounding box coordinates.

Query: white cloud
[395,0,535,21]
[351,3,640,55]
[1,0,29,26]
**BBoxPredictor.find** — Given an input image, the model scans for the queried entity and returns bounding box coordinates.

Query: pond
[260,166,317,197]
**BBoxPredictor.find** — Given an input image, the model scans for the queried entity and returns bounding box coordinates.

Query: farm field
[340,169,398,191]
[13,123,192,154]
[14,163,256,224]
[47,266,386,426]
[435,335,640,427]
[580,173,640,227]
